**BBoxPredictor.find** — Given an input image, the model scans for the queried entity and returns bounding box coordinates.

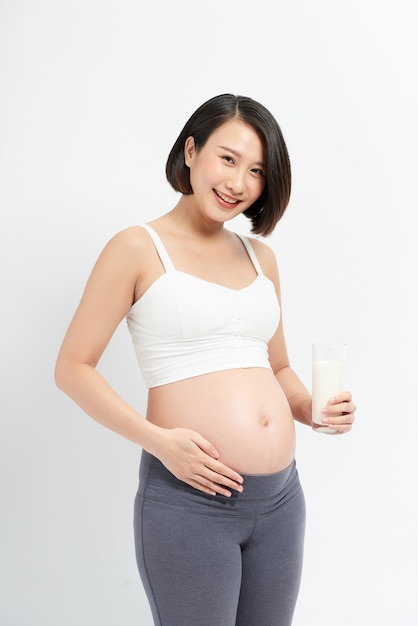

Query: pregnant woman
[55,93,356,625]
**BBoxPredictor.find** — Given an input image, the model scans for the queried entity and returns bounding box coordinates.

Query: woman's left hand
[320,391,356,434]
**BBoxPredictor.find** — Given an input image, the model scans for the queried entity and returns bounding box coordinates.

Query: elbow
[272,363,291,378]
[54,352,78,393]
[54,358,68,391]
[54,354,96,393]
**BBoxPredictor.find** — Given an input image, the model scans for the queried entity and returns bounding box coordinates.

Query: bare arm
[55,227,244,494]
[55,228,159,445]
[251,238,355,433]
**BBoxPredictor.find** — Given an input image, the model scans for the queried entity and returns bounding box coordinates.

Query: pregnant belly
[146,368,296,474]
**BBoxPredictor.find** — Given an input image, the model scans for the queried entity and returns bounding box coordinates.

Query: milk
[312,360,344,433]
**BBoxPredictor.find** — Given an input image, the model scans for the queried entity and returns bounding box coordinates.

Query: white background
[1,1,417,624]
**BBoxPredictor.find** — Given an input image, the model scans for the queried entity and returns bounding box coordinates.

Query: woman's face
[184,119,266,224]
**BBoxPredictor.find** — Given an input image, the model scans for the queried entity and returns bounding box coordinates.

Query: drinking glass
[312,342,345,434]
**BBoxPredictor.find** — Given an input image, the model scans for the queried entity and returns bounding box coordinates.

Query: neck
[162,196,230,240]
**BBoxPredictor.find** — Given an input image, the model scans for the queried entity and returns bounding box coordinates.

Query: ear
[184,136,196,167]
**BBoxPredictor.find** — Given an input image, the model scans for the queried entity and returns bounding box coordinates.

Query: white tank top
[126,225,281,388]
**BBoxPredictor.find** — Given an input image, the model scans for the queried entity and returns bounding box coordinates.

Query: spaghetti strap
[236,234,263,275]
[141,224,176,272]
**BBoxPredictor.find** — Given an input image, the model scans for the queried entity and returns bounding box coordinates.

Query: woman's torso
[147,368,295,474]
[128,223,296,474]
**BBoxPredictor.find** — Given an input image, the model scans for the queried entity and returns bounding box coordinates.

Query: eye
[251,168,265,177]
[221,155,235,164]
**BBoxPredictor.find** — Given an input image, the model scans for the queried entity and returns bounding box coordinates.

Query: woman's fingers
[321,391,357,434]
[157,427,244,496]
[198,462,244,496]
[190,432,244,490]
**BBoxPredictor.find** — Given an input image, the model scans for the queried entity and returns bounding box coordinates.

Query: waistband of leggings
[138,450,297,502]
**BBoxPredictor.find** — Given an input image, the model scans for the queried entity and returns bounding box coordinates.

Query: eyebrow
[218,145,265,168]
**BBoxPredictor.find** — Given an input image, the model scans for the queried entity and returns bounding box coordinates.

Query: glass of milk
[312,343,345,434]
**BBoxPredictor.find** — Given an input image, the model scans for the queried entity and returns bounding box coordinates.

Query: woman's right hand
[150,427,244,497]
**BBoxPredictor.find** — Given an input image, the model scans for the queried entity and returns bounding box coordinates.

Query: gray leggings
[134,451,306,626]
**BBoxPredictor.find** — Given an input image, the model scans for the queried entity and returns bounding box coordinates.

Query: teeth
[215,190,238,204]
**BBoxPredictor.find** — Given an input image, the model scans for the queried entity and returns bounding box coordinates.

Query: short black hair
[166,94,291,236]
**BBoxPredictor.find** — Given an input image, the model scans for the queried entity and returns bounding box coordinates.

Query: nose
[225,168,245,195]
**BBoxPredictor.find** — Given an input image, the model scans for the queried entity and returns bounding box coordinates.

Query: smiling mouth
[214,189,240,206]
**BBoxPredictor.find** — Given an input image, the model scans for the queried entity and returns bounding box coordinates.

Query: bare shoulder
[246,236,280,279]
[84,225,157,293]
[104,224,150,254]
[95,225,156,268]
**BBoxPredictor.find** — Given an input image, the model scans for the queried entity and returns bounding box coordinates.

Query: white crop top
[126,225,281,388]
